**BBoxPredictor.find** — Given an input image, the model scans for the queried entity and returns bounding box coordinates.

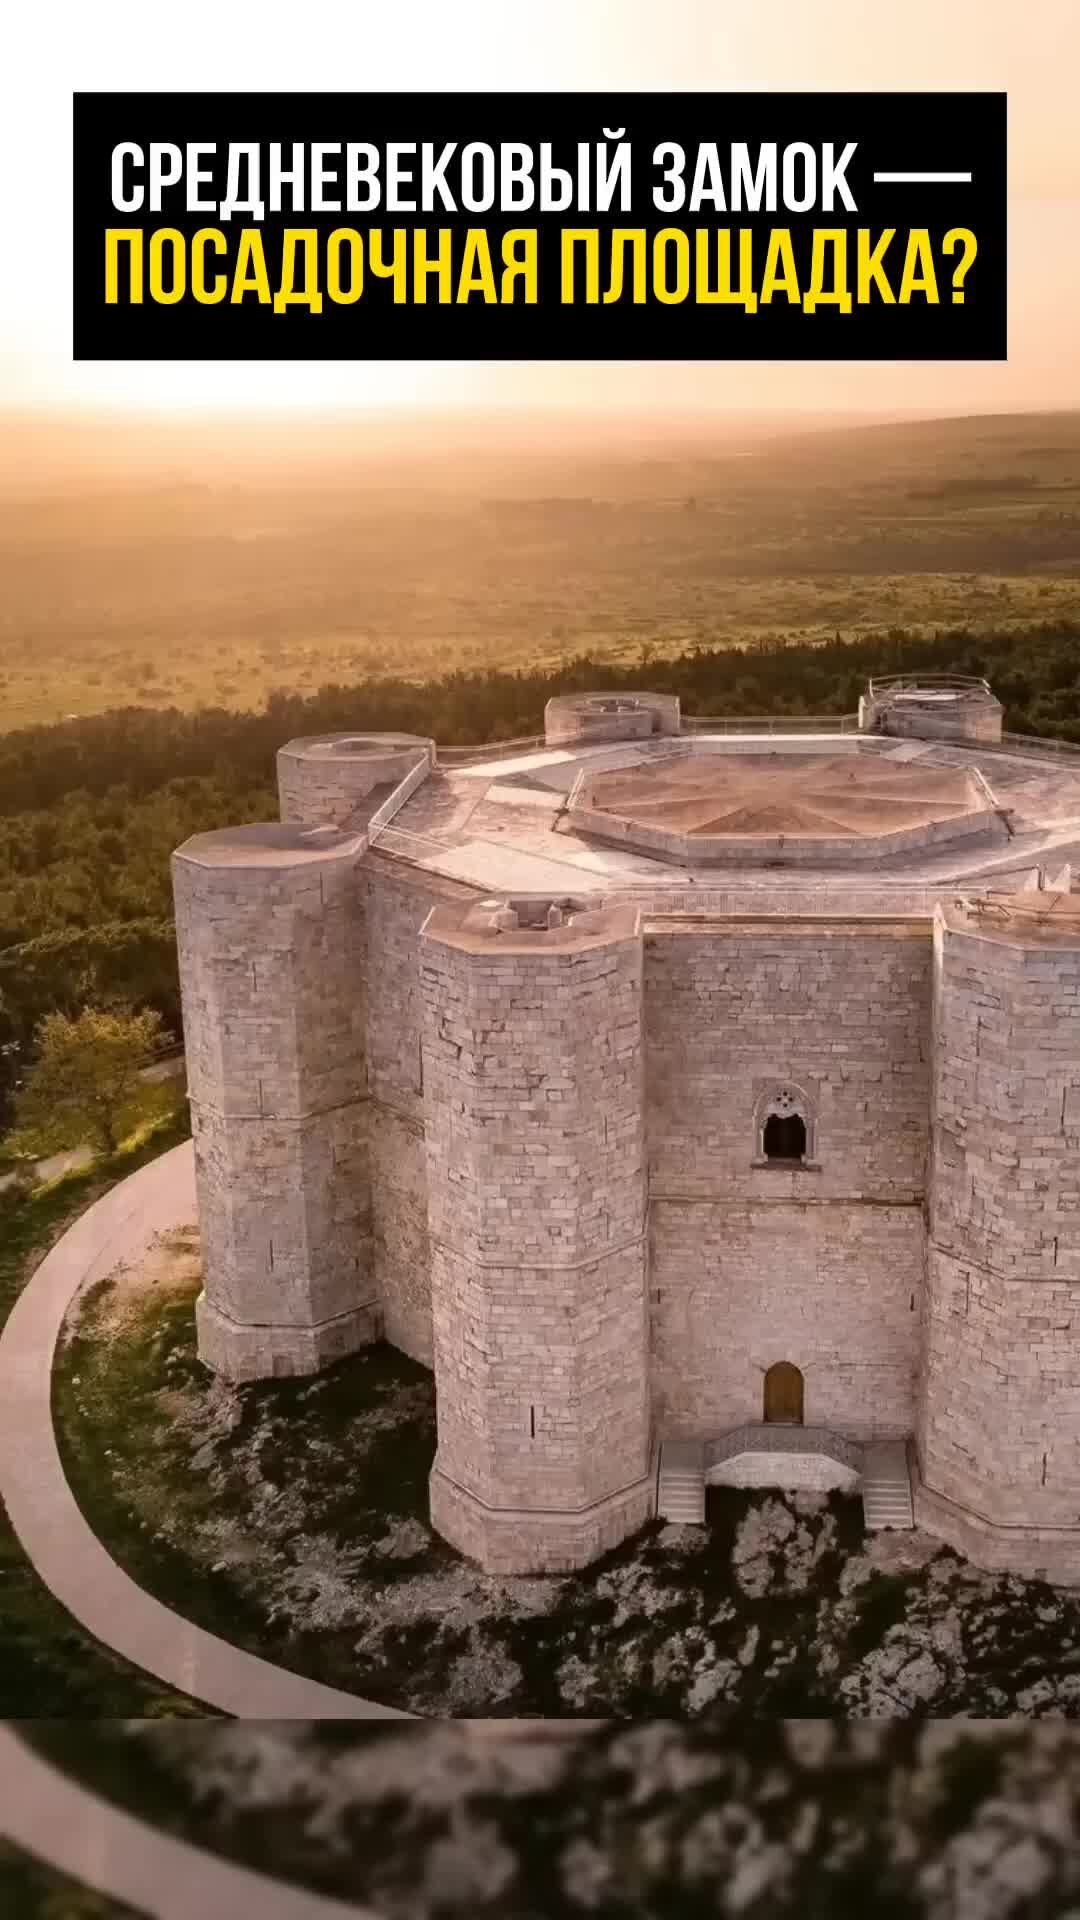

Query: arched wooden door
[763,1361,804,1425]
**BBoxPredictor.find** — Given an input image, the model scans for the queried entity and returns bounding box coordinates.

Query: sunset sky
[4,0,1079,417]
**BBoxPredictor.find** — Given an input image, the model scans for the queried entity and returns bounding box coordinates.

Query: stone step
[660,1496,706,1525]
[861,1439,914,1531]
[657,1440,706,1527]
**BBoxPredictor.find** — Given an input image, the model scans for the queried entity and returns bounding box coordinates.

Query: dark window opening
[763,1112,807,1162]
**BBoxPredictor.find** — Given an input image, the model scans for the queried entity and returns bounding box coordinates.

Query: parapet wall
[569,793,999,869]
[860,679,1004,746]
[544,691,681,748]
[277,733,433,827]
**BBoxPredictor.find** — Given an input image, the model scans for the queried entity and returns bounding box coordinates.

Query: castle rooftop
[944,888,1080,947]
[364,726,1080,906]
[174,822,366,868]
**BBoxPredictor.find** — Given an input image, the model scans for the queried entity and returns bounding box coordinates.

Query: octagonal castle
[172,675,1080,1581]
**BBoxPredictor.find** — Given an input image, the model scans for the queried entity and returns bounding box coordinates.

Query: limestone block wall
[888,702,1003,745]
[171,824,378,1379]
[569,800,997,869]
[928,910,1080,1279]
[277,733,434,827]
[916,902,1080,1575]
[369,1109,431,1364]
[860,689,1004,746]
[645,922,932,1204]
[650,1201,923,1439]
[544,691,681,748]
[364,865,430,1120]
[420,899,653,1572]
[644,921,930,1440]
[363,860,480,1365]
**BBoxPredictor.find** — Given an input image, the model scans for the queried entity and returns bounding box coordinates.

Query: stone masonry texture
[420,908,652,1571]
[645,922,929,1442]
[171,702,1080,1578]
[172,827,379,1381]
[916,905,1080,1576]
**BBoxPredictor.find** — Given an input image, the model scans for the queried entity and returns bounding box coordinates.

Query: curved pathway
[0,1142,409,1718]
[0,1726,377,1918]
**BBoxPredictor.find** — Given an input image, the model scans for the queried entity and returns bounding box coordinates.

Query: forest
[2,614,1080,1128]
[5,407,1080,729]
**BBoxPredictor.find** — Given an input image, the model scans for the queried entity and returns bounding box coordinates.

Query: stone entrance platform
[657,1426,915,1532]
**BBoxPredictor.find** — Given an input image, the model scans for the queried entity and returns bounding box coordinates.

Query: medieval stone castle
[172,677,1080,1583]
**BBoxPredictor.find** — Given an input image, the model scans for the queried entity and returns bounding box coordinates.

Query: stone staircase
[656,1439,706,1525]
[656,1432,915,1533]
[860,1439,915,1531]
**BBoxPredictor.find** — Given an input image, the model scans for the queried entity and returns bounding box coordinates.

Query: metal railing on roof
[996,730,1080,763]
[868,673,994,699]
[960,890,1080,929]
[681,712,859,735]
[434,716,863,759]
[417,709,1080,766]
[435,735,545,765]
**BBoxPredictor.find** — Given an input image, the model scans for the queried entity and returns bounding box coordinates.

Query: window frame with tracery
[752,1083,818,1169]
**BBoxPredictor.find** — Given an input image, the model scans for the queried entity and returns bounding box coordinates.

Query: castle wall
[650,1202,922,1438]
[861,692,1003,746]
[172,826,379,1380]
[362,860,478,1366]
[173,682,1080,1586]
[644,922,931,1438]
[365,865,428,1120]
[277,735,433,827]
[544,691,680,747]
[645,922,932,1202]
[881,702,1003,745]
[421,904,652,1572]
[916,907,1080,1577]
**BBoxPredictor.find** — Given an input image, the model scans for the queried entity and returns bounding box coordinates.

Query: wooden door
[764,1361,804,1425]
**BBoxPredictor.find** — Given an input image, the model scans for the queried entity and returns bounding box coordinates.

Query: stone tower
[277,732,434,827]
[858,676,1003,744]
[917,893,1080,1579]
[420,895,654,1573]
[172,822,378,1379]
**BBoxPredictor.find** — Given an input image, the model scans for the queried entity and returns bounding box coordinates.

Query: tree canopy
[2,617,1080,1133]
[8,1007,172,1160]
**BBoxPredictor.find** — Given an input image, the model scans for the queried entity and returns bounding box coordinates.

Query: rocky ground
[51,1233,1080,1717]
[28,1719,1080,1918]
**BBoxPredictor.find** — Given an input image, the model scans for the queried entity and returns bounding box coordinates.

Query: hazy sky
[4,0,1079,417]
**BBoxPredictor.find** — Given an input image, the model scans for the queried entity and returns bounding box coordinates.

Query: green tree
[7,1007,172,1160]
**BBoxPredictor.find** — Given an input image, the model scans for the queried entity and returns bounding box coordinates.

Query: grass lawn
[0,1109,209,1716]
[50,1228,1080,1717]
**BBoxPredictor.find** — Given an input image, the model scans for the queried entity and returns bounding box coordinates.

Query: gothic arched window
[754,1085,816,1167]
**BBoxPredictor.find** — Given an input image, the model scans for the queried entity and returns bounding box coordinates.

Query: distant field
[3,408,1080,727]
